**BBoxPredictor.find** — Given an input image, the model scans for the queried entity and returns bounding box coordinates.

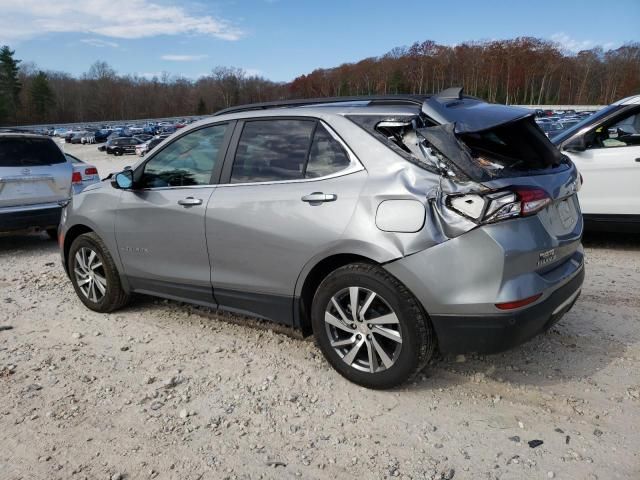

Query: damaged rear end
[352,88,585,353]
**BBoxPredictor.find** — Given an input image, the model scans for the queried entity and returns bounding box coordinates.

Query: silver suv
[1,132,72,239]
[60,89,584,388]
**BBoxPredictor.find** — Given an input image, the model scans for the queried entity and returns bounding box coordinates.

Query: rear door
[114,123,231,305]
[205,117,366,324]
[0,136,71,208]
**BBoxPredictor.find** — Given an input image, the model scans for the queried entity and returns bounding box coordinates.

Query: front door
[115,123,230,305]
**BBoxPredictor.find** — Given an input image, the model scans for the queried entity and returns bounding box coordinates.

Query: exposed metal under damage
[349,87,576,243]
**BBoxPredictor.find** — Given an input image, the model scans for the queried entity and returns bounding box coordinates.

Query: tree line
[1,37,638,126]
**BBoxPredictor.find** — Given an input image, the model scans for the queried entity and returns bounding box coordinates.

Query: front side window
[230,119,351,183]
[588,108,640,149]
[141,124,227,188]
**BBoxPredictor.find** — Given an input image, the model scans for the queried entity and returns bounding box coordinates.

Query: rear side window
[142,124,227,188]
[230,120,351,183]
[0,137,66,167]
[306,124,350,178]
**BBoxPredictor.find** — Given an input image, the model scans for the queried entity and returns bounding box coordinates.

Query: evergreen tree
[196,97,207,115]
[0,45,22,123]
[29,71,55,120]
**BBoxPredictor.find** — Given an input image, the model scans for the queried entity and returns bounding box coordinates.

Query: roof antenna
[435,87,463,100]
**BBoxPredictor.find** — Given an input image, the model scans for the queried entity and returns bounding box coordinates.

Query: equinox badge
[537,248,557,267]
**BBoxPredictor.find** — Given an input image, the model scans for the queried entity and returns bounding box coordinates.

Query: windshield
[551,104,619,144]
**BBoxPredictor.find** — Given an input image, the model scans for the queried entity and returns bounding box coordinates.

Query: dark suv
[105,137,143,156]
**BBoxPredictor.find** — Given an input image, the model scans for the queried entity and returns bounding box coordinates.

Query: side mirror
[563,136,586,153]
[112,170,133,189]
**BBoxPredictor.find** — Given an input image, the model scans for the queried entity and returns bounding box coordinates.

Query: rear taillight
[85,167,98,176]
[514,187,551,216]
[72,171,82,183]
[447,187,551,224]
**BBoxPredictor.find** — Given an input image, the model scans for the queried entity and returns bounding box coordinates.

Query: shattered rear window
[348,114,569,182]
[459,117,564,172]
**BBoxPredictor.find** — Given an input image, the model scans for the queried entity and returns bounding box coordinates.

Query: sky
[1,0,639,83]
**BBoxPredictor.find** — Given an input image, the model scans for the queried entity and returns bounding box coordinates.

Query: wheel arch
[63,224,94,273]
[295,253,381,336]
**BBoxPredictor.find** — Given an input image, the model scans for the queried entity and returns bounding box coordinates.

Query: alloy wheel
[324,286,402,373]
[74,247,107,303]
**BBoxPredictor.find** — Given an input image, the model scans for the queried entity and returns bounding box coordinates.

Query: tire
[68,232,129,313]
[46,228,58,241]
[311,263,435,389]
[114,149,122,156]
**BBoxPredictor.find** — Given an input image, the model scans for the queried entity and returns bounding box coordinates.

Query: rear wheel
[311,263,434,389]
[68,232,129,312]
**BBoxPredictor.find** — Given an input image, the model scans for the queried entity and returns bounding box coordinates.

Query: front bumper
[0,204,62,232]
[430,266,584,353]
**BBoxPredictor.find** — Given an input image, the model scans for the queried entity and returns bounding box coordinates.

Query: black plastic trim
[128,276,216,307]
[0,206,61,231]
[215,288,294,326]
[583,214,640,233]
[430,267,585,354]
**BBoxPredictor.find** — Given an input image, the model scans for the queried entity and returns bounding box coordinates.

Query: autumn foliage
[4,37,640,126]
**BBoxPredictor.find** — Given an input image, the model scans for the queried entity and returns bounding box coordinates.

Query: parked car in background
[552,94,640,232]
[65,153,100,194]
[134,134,153,143]
[60,90,584,388]
[93,129,112,143]
[105,137,143,155]
[135,136,163,156]
[0,133,72,239]
[69,131,88,144]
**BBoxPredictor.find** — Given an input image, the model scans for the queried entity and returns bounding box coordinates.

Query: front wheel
[311,263,435,389]
[68,232,129,312]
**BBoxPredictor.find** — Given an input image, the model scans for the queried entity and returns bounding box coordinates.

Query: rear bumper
[0,204,62,232]
[430,266,584,353]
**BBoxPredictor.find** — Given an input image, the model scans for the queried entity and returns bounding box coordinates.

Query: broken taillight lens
[71,171,82,183]
[447,187,551,224]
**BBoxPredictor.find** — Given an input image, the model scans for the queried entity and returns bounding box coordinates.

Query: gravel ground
[1,144,639,480]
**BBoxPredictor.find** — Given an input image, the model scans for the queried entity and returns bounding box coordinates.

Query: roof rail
[212,94,432,116]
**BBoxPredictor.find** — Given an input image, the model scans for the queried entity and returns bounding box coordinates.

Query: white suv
[552,95,640,232]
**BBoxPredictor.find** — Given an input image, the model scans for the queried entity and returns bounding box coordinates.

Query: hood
[421,87,533,134]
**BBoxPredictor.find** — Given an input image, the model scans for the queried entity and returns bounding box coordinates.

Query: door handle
[177,197,203,207]
[301,192,337,203]
[635,158,640,162]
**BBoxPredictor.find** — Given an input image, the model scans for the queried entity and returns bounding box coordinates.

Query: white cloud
[81,38,119,48]
[161,54,208,61]
[550,33,597,52]
[0,0,243,44]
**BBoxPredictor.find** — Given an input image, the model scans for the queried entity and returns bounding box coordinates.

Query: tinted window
[142,124,227,188]
[305,124,350,178]
[230,120,315,183]
[0,137,66,167]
